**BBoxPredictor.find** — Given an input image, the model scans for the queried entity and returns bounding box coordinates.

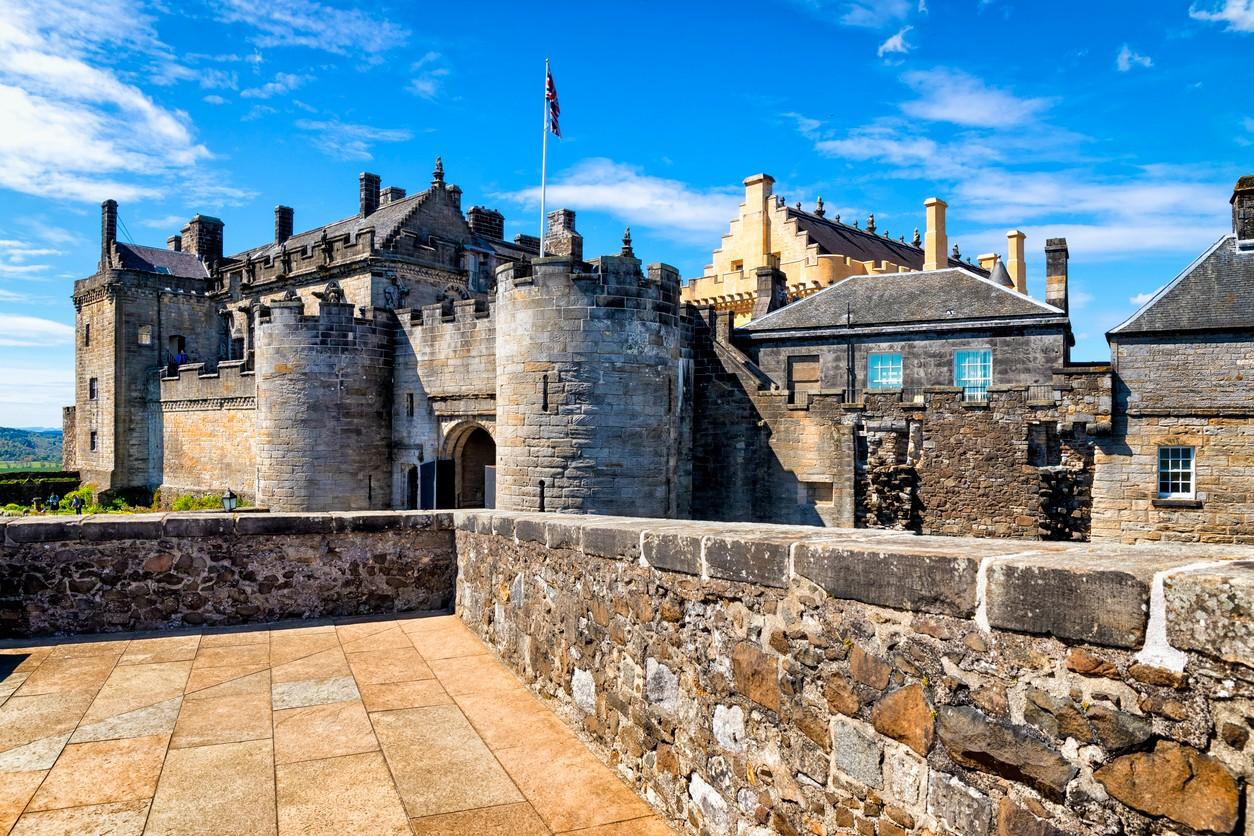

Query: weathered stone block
[936,705,1077,800]
[704,535,789,588]
[162,513,235,538]
[871,684,934,756]
[731,642,779,711]
[235,513,334,536]
[1164,562,1254,669]
[580,520,651,561]
[926,772,991,836]
[5,517,79,543]
[81,514,165,541]
[642,529,703,576]
[830,716,882,789]
[794,541,982,617]
[1094,740,1238,834]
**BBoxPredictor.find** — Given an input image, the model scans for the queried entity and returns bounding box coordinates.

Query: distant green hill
[0,428,63,470]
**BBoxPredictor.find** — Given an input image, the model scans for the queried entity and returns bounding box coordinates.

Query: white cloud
[213,0,410,56]
[1129,291,1155,305]
[900,68,1051,127]
[497,158,740,242]
[241,72,311,99]
[408,53,451,100]
[0,237,61,280]
[918,0,928,10]
[1189,0,1254,32]
[0,361,73,426]
[877,26,913,57]
[296,120,412,161]
[203,94,227,105]
[0,314,73,346]
[139,214,187,229]
[841,0,912,27]
[1116,44,1153,72]
[0,0,219,203]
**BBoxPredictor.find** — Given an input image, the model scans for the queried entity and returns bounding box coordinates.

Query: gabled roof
[786,208,984,275]
[741,267,1064,333]
[1110,234,1254,336]
[115,244,209,279]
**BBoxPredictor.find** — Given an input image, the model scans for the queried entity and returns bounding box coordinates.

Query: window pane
[1156,446,1194,497]
[868,353,902,389]
[954,350,992,400]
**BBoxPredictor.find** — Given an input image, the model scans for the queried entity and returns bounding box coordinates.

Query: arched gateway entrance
[445,424,496,509]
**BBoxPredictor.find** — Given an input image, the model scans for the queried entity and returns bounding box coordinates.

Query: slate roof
[115,243,209,279]
[741,267,1064,333]
[1110,235,1254,336]
[785,208,984,275]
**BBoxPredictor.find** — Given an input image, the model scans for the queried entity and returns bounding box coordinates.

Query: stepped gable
[1110,234,1254,335]
[114,243,209,278]
[785,206,980,274]
[742,266,1064,332]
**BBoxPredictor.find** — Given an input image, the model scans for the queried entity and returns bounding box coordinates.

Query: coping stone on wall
[1164,561,1254,669]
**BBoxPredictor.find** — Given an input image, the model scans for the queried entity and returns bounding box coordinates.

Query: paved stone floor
[0,614,673,835]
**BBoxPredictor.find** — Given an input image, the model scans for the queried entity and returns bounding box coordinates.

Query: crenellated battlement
[158,360,256,405]
[227,228,376,288]
[496,254,683,322]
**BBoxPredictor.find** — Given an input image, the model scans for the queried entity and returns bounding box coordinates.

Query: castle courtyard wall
[156,361,258,501]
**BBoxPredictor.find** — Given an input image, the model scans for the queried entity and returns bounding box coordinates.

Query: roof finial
[866,212,876,234]
[620,226,634,257]
[853,218,859,229]
[912,228,921,247]
[795,201,802,211]
[834,213,841,223]
[952,243,961,259]
[432,156,444,185]
[815,196,826,218]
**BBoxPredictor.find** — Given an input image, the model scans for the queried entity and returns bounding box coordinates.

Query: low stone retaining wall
[454,512,1254,836]
[0,511,455,636]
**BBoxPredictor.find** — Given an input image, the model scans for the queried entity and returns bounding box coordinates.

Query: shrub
[171,494,224,512]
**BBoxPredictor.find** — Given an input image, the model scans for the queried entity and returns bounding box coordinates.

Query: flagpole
[539,57,549,257]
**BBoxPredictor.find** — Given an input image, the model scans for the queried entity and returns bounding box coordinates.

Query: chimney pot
[923,197,947,271]
[274,205,293,244]
[1045,237,1069,313]
[167,235,182,252]
[380,186,407,206]
[543,209,582,261]
[181,214,224,268]
[467,206,505,239]
[359,172,381,217]
[100,199,118,271]
[1006,230,1027,294]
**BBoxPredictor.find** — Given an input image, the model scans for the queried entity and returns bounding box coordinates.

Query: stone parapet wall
[0,510,454,637]
[158,359,256,404]
[454,511,1253,836]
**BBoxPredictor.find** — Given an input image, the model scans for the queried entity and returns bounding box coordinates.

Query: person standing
[70,494,85,515]
[47,492,60,512]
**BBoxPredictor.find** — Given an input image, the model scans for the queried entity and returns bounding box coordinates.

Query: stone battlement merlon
[225,228,376,287]
[158,359,255,402]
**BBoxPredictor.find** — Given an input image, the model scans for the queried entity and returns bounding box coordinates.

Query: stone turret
[493,251,690,517]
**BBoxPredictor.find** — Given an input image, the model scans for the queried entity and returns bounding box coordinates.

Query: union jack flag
[546,66,561,138]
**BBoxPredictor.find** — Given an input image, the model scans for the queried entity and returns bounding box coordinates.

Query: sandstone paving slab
[0,770,46,832]
[427,654,522,697]
[340,625,416,654]
[409,801,551,835]
[171,689,271,749]
[10,798,149,836]
[273,698,377,765]
[407,624,492,661]
[567,816,677,835]
[27,733,167,811]
[192,643,269,670]
[275,751,410,836]
[334,619,402,646]
[0,691,94,754]
[359,679,451,713]
[453,686,573,752]
[0,734,71,773]
[45,639,129,659]
[494,733,655,833]
[72,696,182,744]
[145,738,277,836]
[184,664,270,696]
[14,654,117,697]
[0,651,50,676]
[0,673,29,703]
[270,648,351,684]
[117,635,200,666]
[397,613,462,634]
[346,646,433,686]
[198,628,270,648]
[371,704,523,819]
[81,660,192,723]
[271,675,359,710]
[269,632,340,667]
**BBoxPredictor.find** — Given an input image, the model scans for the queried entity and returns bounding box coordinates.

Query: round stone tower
[494,248,689,517]
[254,284,393,511]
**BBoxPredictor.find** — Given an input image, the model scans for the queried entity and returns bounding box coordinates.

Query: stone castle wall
[456,511,1254,836]
[254,298,394,511]
[494,256,691,517]
[0,511,454,636]
[1093,334,1254,544]
[156,360,257,500]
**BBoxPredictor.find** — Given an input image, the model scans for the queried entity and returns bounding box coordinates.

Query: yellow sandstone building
[682,173,1032,322]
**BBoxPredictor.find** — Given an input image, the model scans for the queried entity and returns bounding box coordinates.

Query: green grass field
[0,461,62,473]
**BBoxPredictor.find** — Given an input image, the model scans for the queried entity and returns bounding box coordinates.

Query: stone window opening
[1028,423,1061,467]
[807,481,834,505]
[954,349,992,402]
[1157,446,1195,499]
[88,377,97,400]
[138,325,152,346]
[787,355,821,404]
[89,431,97,452]
[542,375,550,412]
[406,393,415,418]
[83,322,91,346]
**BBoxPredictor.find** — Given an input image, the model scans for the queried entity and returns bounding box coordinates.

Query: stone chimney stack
[977,253,999,271]
[182,215,224,268]
[167,235,181,252]
[100,199,117,271]
[1006,230,1027,294]
[1232,175,1254,243]
[359,172,381,217]
[744,174,775,269]
[752,266,789,319]
[923,197,947,271]
[1045,238,1069,313]
[543,209,583,262]
[467,206,505,239]
[380,186,406,206]
[274,205,293,244]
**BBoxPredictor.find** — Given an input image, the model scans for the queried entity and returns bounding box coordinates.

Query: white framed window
[955,349,992,401]
[1157,446,1195,499]
[868,352,903,389]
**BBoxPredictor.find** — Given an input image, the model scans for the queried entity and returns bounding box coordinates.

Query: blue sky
[1,0,1252,427]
